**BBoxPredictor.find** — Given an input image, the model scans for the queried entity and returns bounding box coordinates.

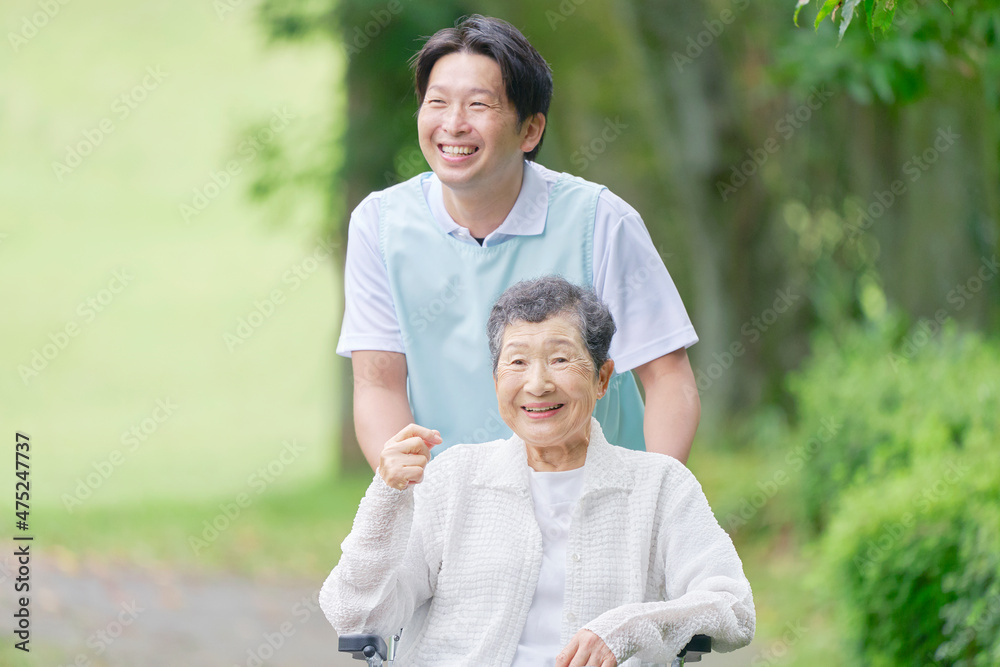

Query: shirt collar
[424,161,549,243]
[471,418,634,496]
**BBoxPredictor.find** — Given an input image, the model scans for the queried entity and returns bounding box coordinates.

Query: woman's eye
[553,358,568,364]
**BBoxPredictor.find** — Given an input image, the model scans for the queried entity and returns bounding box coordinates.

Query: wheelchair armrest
[338,634,388,661]
[678,634,711,662]
[337,631,710,663]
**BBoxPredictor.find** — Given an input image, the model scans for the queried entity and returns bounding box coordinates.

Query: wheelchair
[339,630,711,666]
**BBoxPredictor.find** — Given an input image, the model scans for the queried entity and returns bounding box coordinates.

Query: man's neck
[441,162,525,238]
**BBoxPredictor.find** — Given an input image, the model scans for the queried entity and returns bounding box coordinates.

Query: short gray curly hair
[487,275,615,377]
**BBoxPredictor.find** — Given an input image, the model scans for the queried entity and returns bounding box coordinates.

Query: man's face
[417,52,539,193]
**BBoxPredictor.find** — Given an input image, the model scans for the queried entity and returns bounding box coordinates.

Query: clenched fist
[378,423,442,490]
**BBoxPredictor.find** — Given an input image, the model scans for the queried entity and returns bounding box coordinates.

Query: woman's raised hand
[378,423,442,490]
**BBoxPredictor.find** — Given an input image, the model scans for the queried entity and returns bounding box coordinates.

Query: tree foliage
[795,0,955,41]
[255,0,1000,469]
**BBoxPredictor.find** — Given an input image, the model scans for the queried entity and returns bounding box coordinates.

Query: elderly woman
[320,276,754,666]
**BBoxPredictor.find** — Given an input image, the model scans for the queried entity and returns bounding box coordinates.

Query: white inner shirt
[511,466,586,667]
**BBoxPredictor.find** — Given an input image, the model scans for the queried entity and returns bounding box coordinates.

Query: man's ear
[597,359,614,399]
[519,112,546,154]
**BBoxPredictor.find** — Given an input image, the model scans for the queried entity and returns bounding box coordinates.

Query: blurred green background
[3,0,998,665]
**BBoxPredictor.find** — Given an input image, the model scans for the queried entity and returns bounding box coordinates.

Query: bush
[785,317,1000,664]
[820,443,1000,664]
[785,316,999,531]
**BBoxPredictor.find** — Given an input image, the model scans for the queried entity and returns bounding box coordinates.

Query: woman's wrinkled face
[494,313,613,451]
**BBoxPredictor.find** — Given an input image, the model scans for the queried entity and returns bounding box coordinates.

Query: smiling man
[338,15,700,467]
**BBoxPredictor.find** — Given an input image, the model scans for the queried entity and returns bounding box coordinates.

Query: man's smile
[440,144,479,157]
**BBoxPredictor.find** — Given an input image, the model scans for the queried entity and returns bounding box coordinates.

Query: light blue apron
[380,171,646,453]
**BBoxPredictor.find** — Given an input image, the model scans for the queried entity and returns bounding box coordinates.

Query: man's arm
[352,350,415,470]
[634,348,700,464]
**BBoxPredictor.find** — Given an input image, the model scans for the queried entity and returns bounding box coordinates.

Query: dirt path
[5,555,751,666]
[3,554,354,666]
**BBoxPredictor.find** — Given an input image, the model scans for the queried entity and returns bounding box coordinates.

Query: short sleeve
[592,191,698,372]
[336,195,407,357]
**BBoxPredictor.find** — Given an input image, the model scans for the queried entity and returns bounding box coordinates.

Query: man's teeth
[441,145,476,155]
[524,405,562,412]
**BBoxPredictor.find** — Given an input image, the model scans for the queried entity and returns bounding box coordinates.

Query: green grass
[692,437,849,666]
[35,472,373,579]
[1,0,344,513]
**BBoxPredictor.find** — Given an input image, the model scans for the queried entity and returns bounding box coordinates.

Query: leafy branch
[794,0,952,41]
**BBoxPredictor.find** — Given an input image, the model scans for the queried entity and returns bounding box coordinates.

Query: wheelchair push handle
[676,634,711,663]
[338,634,388,663]
[337,632,711,665]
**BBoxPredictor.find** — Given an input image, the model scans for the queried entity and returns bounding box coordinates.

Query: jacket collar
[470,418,634,496]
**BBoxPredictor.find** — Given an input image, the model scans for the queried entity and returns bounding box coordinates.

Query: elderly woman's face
[494,312,613,450]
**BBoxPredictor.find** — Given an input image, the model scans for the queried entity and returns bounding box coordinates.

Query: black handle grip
[338,633,388,661]
[679,634,712,657]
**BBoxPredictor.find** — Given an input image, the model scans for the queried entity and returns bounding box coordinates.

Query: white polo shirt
[337,161,697,372]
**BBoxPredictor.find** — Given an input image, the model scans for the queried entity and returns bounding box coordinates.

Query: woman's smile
[522,402,565,418]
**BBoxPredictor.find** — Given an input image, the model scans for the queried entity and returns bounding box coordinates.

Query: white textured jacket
[320,420,754,666]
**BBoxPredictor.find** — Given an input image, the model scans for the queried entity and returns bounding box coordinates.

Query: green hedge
[785,317,999,530]
[820,444,1000,664]
[784,318,1000,664]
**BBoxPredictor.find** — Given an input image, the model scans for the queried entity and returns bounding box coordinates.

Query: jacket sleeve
[583,470,755,664]
[319,472,442,638]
